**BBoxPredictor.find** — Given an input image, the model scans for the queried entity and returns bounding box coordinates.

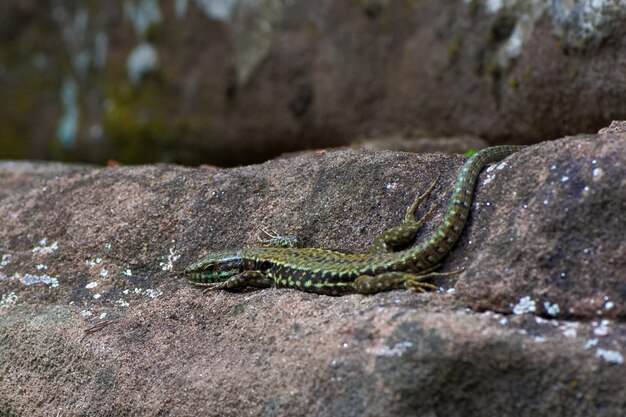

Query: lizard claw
[405,281,438,292]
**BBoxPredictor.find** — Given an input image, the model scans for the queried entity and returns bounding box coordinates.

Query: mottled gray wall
[1,0,625,165]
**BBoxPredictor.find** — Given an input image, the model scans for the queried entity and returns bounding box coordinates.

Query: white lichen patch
[35,264,48,270]
[561,175,569,182]
[512,296,536,315]
[143,288,163,299]
[99,268,108,277]
[596,348,624,365]
[127,42,159,84]
[18,273,59,288]
[57,78,79,146]
[592,167,604,179]
[80,309,93,317]
[592,320,610,336]
[131,287,163,299]
[85,258,103,267]
[371,341,414,357]
[484,0,503,14]
[560,322,578,338]
[604,300,614,310]
[0,253,11,268]
[543,301,560,317]
[123,269,132,277]
[496,161,508,170]
[0,291,17,307]
[562,328,577,338]
[584,338,599,349]
[124,0,162,35]
[160,246,180,271]
[116,299,130,308]
[552,0,626,49]
[104,242,112,250]
[32,238,59,255]
[99,312,107,319]
[85,281,98,289]
[175,0,188,18]
[193,0,238,21]
[93,293,102,299]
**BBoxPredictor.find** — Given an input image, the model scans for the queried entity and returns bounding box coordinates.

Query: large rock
[2,1,626,165]
[0,133,624,416]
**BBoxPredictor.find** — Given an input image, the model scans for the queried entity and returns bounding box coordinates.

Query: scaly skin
[184,146,524,295]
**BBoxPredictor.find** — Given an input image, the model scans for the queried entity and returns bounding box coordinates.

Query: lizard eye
[203,264,216,272]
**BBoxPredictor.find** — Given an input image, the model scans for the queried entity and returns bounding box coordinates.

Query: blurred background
[1,0,625,167]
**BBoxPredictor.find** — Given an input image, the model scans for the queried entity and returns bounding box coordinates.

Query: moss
[485,60,500,80]
[0,49,61,160]
[0,125,26,159]
[508,76,519,90]
[447,39,461,64]
[144,21,166,43]
[102,74,167,163]
[566,66,578,80]
[521,65,533,83]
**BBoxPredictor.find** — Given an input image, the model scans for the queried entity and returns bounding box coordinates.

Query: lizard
[184,145,523,295]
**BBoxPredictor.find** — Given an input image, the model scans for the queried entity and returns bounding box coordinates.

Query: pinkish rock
[0,133,624,416]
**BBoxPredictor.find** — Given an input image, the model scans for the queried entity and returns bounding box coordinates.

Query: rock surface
[1,133,625,416]
[2,1,626,165]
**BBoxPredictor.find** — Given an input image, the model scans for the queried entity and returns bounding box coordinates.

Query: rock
[0,134,624,416]
[354,135,489,154]
[598,120,626,134]
[2,1,626,165]
[453,134,626,319]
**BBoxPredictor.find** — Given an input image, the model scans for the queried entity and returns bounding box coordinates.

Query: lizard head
[184,250,243,283]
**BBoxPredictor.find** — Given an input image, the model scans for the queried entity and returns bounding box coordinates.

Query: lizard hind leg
[369,178,439,253]
[353,271,438,294]
[404,268,463,292]
[404,177,439,223]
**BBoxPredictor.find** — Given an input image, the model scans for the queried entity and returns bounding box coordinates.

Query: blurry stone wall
[1,0,625,165]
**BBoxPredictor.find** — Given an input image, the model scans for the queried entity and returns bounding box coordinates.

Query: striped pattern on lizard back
[184,145,524,295]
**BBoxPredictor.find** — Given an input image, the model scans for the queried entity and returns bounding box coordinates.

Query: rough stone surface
[355,135,489,154]
[2,1,626,165]
[1,134,625,416]
[455,134,626,319]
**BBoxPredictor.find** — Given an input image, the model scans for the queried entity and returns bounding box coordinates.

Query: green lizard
[184,146,523,295]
